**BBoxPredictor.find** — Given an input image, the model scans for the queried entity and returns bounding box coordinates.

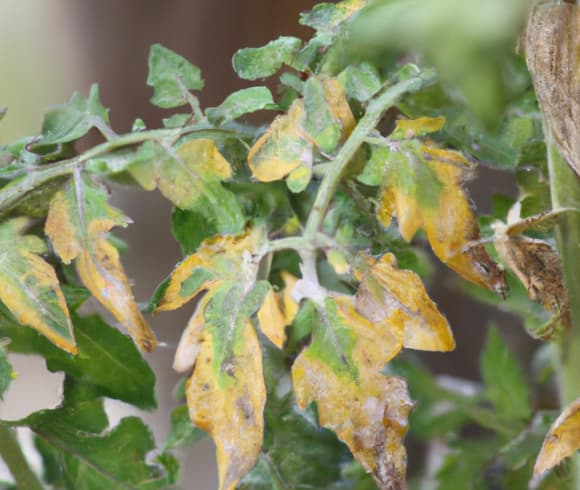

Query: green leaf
[0,342,13,399]
[300,1,367,32]
[163,404,206,450]
[147,44,204,109]
[303,77,342,153]
[480,326,531,424]
[41,84,110,144]
[26,415,168,490]
[206,87,275,125]
[128,140,245,233]
[0,314,156,409]
[0,217,75,353]
[338,62,383,102]
[240,396,349,489]
[233,36,302,80]
[171,207,217,256]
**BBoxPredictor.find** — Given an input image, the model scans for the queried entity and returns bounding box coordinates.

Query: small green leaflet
[233,36,302,80]
[163,404,206,450]
[147,44,204,109]
[41,84,110,144]
[0,342,13,399]
[206,87,275,125]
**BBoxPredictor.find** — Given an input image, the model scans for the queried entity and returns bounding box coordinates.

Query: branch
[0,424,44,490]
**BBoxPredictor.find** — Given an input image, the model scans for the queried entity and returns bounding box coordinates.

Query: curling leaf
[45,176,156,351]
[0,217,76,353]
[207,87,275,125]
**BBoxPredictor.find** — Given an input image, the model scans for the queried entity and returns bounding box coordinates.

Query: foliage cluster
[0,1,579,489]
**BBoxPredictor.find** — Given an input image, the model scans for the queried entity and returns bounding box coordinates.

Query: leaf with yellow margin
[291,296,411,489]
[376,122,505,293]
[46,175,156,351]
[256,271,298,348]
[154,227,266,313]
[355,253,455,352]
[0,218,76,354]
[129,138,244,232]
[173,279,270,490]
[248,76,354,192]
[534,399,580,476]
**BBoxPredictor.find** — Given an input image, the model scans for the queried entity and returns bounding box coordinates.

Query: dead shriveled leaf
[46,175,156,351]
[355,253,455,352]
[376,118,506,293]
[534,398,580,476]
[0,218,76,353]
[291,297,412,489]
[525,2,580,177]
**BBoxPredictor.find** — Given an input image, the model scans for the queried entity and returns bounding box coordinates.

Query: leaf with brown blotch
[291,296,411,489]
[255,271,298,348]
[355,253,455,352]
[376,132,506,294]
[0,218,76,354]
[154,227,266,313]
[534,398,580,476]
[174,281,270,490]
[525,2,580,177]
[46,175,156,351]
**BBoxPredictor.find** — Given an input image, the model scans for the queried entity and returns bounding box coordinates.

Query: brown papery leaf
[534,398,580,476]
[525,1,580,177]
[355,253,455,352]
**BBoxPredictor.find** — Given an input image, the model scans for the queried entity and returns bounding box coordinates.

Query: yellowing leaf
[256,271,298,348]
[173,281,270,490]
[248,100,313,182]
[377,138,506,293]
[154,227,266,313]
[0,218,76,354]
[355,253,455,352]
[390,116,445,140]
[534,399,580,476]
[46,175,156,351]
[248,76,354,191]
[129,138,244,232]
[291,297,410,488]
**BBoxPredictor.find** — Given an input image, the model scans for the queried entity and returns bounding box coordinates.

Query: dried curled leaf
[291,297,411,489]
[46,175,156,351]
[355,253,455,352]
[525,2,580,177]
[0,218,76,353]
[248,76,354,192]
[376,121,505,293]
[534,399,580,476]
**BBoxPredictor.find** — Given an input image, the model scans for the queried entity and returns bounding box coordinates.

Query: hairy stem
[547,136,580,483]
[303,69,436,237]
[0,424,44,490]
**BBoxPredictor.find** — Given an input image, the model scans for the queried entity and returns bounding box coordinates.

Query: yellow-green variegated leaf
[45,176,156,351]
[129,138,245,233]
[154,227,266,313]
[355,253,455,352]
[291,297,411,489]
[176,281,270,490]
[376,130,505,294]
[0,218,76,353]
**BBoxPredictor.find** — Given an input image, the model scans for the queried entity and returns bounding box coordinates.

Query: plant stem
[546,137,580,484]
[0,424,44,490]
[0,125,244,213]
[303,69,436,237]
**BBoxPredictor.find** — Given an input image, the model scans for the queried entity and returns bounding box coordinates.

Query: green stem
[0,125,244,213]
[547,137,580,483]
[0,424,44,490]
[303,69,436,237]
